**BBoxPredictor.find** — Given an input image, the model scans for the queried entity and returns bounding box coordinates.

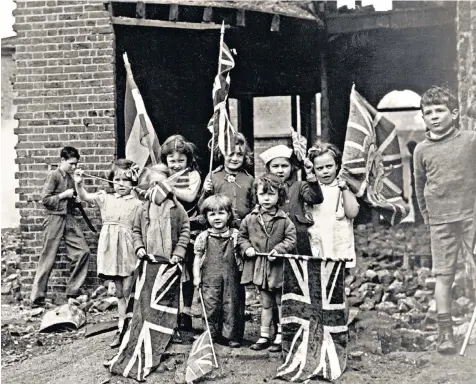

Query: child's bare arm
[73,170,96,204]
[338,181,359,219]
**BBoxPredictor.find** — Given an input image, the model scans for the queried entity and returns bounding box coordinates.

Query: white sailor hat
[259,145,293,165]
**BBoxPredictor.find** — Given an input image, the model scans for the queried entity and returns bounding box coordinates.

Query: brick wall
[13,0,116,299]
[457,0,476,131]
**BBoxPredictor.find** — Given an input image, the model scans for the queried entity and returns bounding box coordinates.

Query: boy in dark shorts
[414,87,476,353]
[30,146,90,306]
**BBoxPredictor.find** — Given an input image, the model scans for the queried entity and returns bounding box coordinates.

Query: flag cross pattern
[185,329,216,383]
[207,41,237,157]
[339,87,409,225]
[108,261,181,381]
[278,259,348,382]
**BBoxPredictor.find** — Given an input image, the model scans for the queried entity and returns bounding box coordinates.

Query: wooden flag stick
[198,288,219,368]
[460,306,476,356]
[254,252,344,261]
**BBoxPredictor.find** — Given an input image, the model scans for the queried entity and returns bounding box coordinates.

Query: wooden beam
[136,1,146,19]
[169,4,179,21]
[319,49,331,143]
[111,16,232,30]
[270,14,280,32]
[202,7,213,23]
[326,6,454,35]
[236,9,246,27]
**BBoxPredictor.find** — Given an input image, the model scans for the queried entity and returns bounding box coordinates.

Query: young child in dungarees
[193,195,242,348]
[74,159,143,348]
[238,174,296,352]
[200,132,255,228]
[306,143,359,267]
[30,146,90,307]
[161,135,202,331]
[414,86,476,353]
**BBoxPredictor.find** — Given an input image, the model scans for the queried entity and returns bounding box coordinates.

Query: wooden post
[169,4,179,21]
[136,1,146,19]
[300,93,317,146]
[317,3,331,143]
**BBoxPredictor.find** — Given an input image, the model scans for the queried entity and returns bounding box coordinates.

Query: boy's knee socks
[437,313,453,330]
[260,326,270,339]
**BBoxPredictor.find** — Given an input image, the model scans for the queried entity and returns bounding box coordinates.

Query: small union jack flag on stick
[290,127,307,162]
[207,22,237,173]
[185,288,218,383]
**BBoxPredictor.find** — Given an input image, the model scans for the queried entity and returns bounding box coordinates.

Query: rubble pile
[350,223,475,353]
[1,228,23,302]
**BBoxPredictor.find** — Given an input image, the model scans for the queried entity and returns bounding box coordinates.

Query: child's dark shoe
[180,314,193,331]
[110,331,121,348]
[172,331,183,344]
[250,338,270,351]
[437,329,456,354]
[31,297,46,308]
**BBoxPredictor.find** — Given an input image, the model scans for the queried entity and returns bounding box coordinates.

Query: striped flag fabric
[207,32,237,157]
[185,329,216,383]
[290,127,307,162]
[124,53,161,169]
[338,85,409,225]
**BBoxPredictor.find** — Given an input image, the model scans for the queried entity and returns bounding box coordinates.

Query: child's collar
[426,126,458,141]
[114,193,134,199]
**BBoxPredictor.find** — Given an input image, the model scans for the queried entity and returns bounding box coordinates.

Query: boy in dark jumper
[30,146,90,307]
[414,87,476,353]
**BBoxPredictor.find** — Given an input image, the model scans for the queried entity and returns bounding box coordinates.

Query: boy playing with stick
[30,146,90,307]
[414,86,476,353]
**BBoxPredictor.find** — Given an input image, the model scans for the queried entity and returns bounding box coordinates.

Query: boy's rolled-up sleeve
[272,218,297,255]
[42,172,61,210]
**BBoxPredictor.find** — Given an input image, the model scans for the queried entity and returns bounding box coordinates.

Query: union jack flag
[185,329,216,383]
[207,28,237,157]
[291,127,307,162]
[278,259,348,382]
[107,259,181,381]
[338,85,409,225]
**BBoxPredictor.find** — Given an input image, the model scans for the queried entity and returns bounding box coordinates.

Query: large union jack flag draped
[207,34,237,157]
[338,86,409,225]
[277,258,348,382]
[107,258,181,381]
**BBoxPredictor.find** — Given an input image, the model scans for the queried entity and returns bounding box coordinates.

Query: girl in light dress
[74,159,143,348]
[306,143,359,267]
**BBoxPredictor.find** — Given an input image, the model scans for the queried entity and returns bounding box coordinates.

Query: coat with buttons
[238,208,296,289]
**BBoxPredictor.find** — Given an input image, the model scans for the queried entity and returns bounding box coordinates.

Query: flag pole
[208,21,226,178]
[198,288,219,368]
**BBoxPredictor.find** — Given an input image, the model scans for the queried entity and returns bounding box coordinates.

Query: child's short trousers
[429,218,474,275]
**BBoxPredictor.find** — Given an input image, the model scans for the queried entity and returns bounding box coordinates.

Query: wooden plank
[326,6,454,34]
[136,1,146,18]
[169,4,179,21]
[111,16,232,30]
[84,320,117,338]
[270,14,280,32]
[236,9,246,27]
[202,7,213,23]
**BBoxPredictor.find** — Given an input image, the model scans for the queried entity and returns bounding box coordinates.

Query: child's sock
[274,323,282,344]
[256,326,270,343]
[437,313,453,331]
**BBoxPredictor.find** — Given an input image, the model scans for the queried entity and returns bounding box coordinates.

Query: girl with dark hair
[161,134,202,332]
[74,159,142,347]
[238,173,296,352]
[193,194,242,348]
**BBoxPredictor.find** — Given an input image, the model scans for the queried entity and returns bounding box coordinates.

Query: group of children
[31,86,476,366]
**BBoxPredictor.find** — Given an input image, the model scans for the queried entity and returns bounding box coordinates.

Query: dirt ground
[2,304,476,384]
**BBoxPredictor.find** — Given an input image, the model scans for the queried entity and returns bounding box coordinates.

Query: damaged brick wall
[457,0,476,131]
[13,0,116,299]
